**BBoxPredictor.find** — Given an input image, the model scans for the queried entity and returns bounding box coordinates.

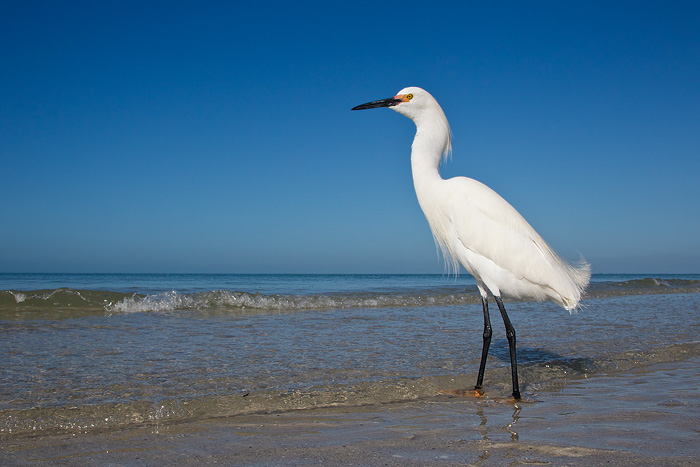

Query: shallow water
[2,359,697,465]
[0,273,699,438]
[519,357,700,458]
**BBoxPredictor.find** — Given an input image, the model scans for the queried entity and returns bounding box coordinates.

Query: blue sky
[2,1,699,274]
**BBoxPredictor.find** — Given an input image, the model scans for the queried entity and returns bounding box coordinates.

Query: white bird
[352,87,590,399]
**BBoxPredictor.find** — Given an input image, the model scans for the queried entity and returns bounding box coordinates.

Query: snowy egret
[352,87,590,399]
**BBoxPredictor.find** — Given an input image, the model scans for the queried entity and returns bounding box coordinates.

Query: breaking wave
[0,288,481,316]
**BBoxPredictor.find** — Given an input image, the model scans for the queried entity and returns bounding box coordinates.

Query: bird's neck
[410,113,451,191]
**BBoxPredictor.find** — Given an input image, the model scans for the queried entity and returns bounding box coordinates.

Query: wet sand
[2,358,698,466]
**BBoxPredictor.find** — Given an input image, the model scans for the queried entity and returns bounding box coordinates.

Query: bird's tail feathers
[558,254,591,312]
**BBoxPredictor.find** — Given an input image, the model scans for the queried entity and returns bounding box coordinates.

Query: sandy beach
[2,357,698,466]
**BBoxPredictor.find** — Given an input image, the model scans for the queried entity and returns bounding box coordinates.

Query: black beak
[351,97,402,111]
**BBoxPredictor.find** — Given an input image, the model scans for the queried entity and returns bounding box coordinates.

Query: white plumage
[353,87,590,399]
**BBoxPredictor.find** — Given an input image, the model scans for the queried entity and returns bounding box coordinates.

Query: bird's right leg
[495,296,521,400]
[475,295,492,391]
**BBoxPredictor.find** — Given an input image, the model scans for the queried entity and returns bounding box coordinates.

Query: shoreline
[2,358,698,466]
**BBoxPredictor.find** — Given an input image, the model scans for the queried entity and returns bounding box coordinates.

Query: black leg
[475,296,492,390]
[495,296,521,399]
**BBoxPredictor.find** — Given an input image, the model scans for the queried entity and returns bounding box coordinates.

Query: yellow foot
[438,388,485,398]
[438,388,532,404]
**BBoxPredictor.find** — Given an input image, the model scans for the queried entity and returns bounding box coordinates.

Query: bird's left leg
[494,296,521,400]
[475,295,492,391]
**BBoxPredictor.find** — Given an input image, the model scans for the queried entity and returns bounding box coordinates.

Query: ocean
[1,273,699,440]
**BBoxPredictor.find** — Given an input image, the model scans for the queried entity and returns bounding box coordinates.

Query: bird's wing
[443,177,569,290]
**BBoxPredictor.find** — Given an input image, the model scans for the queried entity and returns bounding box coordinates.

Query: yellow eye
[406,93,414,100]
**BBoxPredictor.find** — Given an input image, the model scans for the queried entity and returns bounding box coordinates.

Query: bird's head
[352,87,436,120]
[352,86,452,159]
